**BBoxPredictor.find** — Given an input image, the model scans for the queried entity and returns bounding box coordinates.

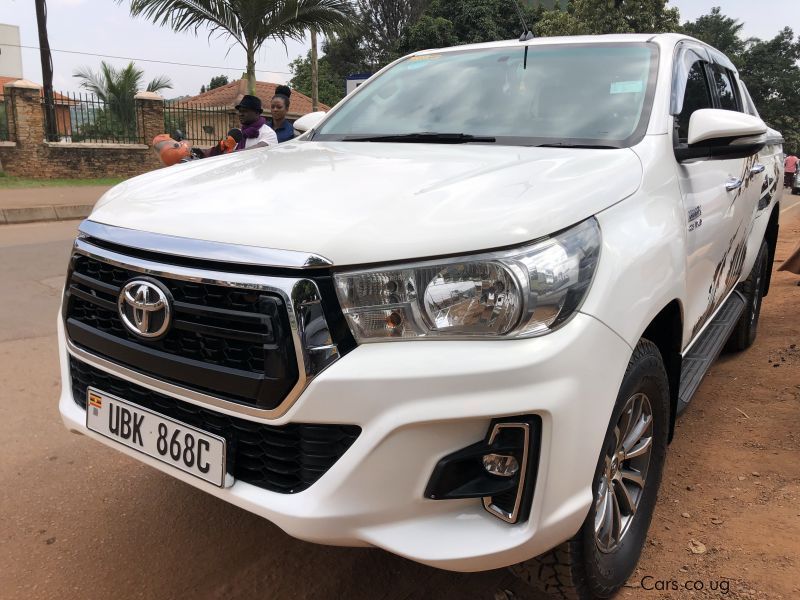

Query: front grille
[70,357,361,493]
[64,254,298,410]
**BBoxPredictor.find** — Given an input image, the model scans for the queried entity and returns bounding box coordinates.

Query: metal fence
[0,98,10,141]
[42,91,145,144]
[164,101,233,147]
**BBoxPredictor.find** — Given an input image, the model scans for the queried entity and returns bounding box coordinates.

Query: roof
[181,79,329,117]
[0,76,78,104]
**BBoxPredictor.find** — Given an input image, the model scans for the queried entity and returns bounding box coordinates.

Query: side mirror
[675,109,767,162]
[293,111,327,134]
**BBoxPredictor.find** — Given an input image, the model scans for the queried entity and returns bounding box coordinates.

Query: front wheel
[510,339,669,599]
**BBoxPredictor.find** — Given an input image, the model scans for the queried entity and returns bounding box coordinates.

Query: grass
[0,175,124,189]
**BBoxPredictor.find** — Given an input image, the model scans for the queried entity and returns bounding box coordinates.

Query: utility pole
[35,0,56,140]
[310,29,319,112]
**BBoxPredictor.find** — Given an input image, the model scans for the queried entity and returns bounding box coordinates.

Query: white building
[0,23,23,79]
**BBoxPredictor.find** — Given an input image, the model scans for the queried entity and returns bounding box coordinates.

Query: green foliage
[399,0,543,52]
[117,0,355,94]
[290,0,546,106]
[0,101,9,141]
[680,6,745,59]
[739,28,800,151]
[0,176,125,188]
[678,8,800,152]
[289,53,345,107]
[72,61,173,142]
[535,0,679,37]
[208,74,230,90]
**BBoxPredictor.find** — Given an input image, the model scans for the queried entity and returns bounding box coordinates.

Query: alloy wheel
[594,392,654,553]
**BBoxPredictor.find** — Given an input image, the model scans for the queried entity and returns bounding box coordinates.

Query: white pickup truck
[59,33,783,598]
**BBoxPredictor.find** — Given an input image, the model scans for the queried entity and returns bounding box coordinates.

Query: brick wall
[0,82,165,179]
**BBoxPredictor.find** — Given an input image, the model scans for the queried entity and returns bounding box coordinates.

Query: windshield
[314,43,658,147]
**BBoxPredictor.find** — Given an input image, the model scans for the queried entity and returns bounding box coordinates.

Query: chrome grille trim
[79,220,334,269]
[65,236,339,421]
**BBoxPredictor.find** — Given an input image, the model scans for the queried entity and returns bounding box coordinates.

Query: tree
[208,74,230,90]
[291,0,543,106]
[289,52,345,107]
[73,61,172,140]
[681,7,745,60]
[399,0,543,53]
[358,0,429,64]
[739,28,800,151]
[35,0,58,140]
[290,28,374,106]
[117,0,355,95]
[535,0,679,37]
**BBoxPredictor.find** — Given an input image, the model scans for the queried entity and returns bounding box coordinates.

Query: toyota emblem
[118,279,172,339]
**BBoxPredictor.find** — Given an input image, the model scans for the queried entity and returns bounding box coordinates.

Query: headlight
[334,218,600,341]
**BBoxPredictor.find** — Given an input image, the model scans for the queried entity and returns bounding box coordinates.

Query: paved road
[1,196,799,599]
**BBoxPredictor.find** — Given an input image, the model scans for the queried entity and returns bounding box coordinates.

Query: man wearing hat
[235,94,278,150]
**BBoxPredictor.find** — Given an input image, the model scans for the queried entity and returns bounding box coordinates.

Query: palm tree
[116,0,355,94]
[73,61,172,139]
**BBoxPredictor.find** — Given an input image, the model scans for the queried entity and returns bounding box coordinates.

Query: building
[177,79,329,143]
[0,24,23,79]
[0,77,80,139]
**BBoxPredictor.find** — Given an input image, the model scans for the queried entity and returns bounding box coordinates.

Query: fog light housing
[424,416,541,524]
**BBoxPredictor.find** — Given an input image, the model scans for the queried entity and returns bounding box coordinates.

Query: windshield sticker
[407,55,442,68]
[610,80,644,94]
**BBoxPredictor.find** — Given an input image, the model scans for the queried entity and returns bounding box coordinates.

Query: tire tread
[510,339,666,600]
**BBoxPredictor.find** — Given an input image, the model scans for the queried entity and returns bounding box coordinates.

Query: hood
[91,141,642,266]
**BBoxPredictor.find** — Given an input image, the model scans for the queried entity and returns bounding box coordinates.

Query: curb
[1,203,94,225]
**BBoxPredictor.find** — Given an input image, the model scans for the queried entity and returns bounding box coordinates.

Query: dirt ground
[614,195,800,600]
[0,194,798,600]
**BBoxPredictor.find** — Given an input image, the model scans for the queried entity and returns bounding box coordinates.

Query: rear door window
[710,66,740,112]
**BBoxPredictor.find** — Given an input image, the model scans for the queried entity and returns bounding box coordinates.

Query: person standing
[267,85,296,143]
[234,95,278,150]
[784,152,798,188]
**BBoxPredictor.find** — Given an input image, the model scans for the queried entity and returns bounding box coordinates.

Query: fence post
[3,80,45,176]
[135,91,165,169]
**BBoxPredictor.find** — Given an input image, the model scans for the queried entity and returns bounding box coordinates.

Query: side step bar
[677,291,746,415]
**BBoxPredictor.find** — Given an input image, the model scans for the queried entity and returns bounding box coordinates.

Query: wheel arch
[641,299,683,443]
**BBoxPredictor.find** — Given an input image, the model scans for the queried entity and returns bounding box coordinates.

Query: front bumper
[58,311,632,572]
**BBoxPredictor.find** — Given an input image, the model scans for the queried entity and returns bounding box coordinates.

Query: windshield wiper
[534,142,619,149]
[342,132,496,144]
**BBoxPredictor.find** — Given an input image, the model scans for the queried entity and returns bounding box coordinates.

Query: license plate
[86,387,228,487]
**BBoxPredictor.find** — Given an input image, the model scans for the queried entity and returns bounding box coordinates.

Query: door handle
[725,177,743,191]
[750,163,766,176]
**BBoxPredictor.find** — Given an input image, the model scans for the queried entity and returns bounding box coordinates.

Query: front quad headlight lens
[334,218,600,342]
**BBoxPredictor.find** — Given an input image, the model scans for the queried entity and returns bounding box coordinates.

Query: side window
[710,66,740,112]
[676,62,713,142]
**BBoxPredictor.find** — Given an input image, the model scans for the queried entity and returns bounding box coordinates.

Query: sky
[0,0,796,99]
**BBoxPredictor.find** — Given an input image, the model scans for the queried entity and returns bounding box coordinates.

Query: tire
[510,339,670,600]
[725,240,769,352]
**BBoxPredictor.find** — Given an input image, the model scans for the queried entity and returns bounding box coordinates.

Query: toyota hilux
[58,33,783,598]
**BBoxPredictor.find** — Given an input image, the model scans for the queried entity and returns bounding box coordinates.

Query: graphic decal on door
[690,223,749,339]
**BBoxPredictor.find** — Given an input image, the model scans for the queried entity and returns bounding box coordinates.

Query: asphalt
[0,186,111,225]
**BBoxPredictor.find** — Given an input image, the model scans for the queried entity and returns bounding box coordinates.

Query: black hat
[235,94,263,113]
